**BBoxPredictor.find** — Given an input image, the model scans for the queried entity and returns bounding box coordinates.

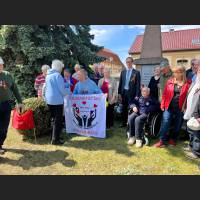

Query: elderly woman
[63,67,78,93]
[154,66,192,148]
[148,65,161,101]
[98,67,118,129]
[72,64,81,80]
[184,95,200,159]
[34,64,50,97]
[183,64,200,158]
[73,69,102,95]
[45,59,69,145]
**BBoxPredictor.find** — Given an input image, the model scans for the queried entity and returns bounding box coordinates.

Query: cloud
[90,29,107,37]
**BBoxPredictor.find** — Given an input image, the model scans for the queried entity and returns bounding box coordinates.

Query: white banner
[64,94,106,138]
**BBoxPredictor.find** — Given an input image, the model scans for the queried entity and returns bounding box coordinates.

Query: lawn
[0,123,200,175]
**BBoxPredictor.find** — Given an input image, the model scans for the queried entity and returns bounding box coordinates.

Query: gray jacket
[185,82,200,119]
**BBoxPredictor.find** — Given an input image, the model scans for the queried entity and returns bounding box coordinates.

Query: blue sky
[90,25,200,65]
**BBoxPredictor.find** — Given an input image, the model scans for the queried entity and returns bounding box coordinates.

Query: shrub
[16,97,52,137]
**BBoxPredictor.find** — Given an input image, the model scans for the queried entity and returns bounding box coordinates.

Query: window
[192,39,200,44]
[177,59,188,67]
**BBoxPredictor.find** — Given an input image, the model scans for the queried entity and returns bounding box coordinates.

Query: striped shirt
[34,74,46,97]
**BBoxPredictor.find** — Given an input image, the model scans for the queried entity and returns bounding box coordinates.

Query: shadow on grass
[65,135,134,157]
[0,148,76,170]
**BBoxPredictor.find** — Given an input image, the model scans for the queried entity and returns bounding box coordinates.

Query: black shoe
[51,140,65,145]
[0,146,5,155]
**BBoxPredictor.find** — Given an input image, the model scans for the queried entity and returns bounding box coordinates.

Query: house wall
[131,50,200,70]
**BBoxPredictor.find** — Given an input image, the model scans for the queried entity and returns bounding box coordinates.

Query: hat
[160,59,169,68]
[0,57,4,65]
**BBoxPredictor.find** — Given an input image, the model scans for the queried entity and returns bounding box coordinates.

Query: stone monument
[134,25,168,86]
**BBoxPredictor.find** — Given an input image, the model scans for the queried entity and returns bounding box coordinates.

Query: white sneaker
[136,139,143,148]
[127,137,136,145]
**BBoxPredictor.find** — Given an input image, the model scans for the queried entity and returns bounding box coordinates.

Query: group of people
[1,55,200,160]
[34,60,117,145]
[122,57,200,160]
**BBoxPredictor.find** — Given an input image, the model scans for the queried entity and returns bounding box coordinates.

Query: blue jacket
[129,96,160,115]
[45,69,69,105]
[73,78,102,95]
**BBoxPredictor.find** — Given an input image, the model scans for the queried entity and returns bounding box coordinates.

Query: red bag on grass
[12,109,35,130]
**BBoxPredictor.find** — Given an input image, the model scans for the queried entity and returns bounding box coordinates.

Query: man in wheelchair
[127,86,160,148]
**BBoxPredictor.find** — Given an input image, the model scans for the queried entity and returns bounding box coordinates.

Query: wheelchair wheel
[150,112,162,138]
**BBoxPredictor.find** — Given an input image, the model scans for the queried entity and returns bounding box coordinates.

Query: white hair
[51,59,64,73]
[0,57,4,65]
[142,86,150,93]
[74,64,81,69]
[93,63,99,69]
[41,64,50,72]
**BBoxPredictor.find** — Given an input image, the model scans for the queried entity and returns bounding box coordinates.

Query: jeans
[48,104,63,142]
[0,101,12,146]
[159,109,184,142]
[128,112,147,139]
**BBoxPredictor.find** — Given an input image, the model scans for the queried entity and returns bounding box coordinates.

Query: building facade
[129,28,200,70]
[96,48,125,78]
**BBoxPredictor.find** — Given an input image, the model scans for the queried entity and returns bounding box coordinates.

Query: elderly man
[90,63,101,85]
[72,64,81,80]
[189,59,200,82]
[34,64,50,97]
[158,60,172,102]
[73,69,102,94]
[98,64,104,78]
[0,57,23,154]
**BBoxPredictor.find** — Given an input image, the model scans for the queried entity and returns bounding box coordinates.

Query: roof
[97,48,124,66]
[129,28,200,54]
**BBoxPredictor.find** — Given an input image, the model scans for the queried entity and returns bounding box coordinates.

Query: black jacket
[129,96,160,115]
[118,68,141,100]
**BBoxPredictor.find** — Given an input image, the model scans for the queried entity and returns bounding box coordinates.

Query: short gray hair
[142,86,150,93]
[51,59,64,73]
[79,69,88,77]
[41,64,50,72]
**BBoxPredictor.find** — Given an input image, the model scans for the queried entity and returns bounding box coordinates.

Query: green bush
[16,97,52,137]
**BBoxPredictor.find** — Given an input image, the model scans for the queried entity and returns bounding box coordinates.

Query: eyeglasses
[126,61,133,63]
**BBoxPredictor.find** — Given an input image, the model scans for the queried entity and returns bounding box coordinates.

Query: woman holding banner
[98,67,118,129]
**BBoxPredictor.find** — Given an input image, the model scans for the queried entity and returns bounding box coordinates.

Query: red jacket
[161,78,192,111]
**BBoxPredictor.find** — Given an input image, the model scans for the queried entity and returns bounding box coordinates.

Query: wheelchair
[126,109,163,146]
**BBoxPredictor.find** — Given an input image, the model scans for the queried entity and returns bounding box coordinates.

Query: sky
[90,25,200,65]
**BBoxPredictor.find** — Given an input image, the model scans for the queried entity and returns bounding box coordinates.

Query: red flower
[82,101,86,105]
[94,104,97,108]
[72,103,76,107]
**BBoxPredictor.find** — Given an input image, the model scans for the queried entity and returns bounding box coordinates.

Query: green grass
[0,123,200,175]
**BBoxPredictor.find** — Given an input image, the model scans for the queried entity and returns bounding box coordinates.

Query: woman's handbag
[187,117,200,131]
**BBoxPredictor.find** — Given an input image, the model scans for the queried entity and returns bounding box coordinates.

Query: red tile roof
[129,28,200,54]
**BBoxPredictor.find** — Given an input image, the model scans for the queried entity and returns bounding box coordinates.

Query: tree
[0,25,104,99]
